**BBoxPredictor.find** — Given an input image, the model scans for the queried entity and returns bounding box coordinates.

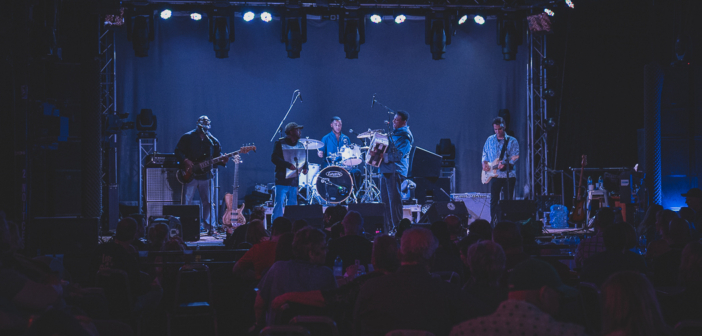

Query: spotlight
[544,117,557,132]
[208,7,235,59]
[542,58,556,68]
[566,0,575,9]
[544,8,555,16]
[370,14,382,24]
[261,12,272,22]
[497,16,523,61]
[425,12,452,60]
[126,10,155,57]
[281,10,307,59]
[458,15,468,25]
[474,15,485,25]
[160,9,172,20]
[395,14,406,24]
[544,89,557,99]
[243,11,255,22]
[190,13,202,21]
[339,10,365,59]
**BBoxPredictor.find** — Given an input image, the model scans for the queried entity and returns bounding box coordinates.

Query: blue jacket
[379,126,414,177]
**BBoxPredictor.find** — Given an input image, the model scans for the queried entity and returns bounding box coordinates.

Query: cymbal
[357,129,385,139]
[360,146,370,150]
[299,138,324,150]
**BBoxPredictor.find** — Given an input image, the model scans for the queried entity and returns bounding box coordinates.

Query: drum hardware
[340,144,363,166]
[296,137,325,205]
[357,129,384,139]
[354,136,381,203]
[314,166,355,204]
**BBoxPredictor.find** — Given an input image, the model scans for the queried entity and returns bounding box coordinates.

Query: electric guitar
[570,155,588,223]
[222,154,246,234]
[176,145,256,184]
[481,155,519,184]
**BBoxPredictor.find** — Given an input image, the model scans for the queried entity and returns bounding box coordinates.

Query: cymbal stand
[356,137,382,203]
[298,138,321,205]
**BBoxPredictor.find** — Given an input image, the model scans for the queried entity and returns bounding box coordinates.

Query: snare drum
[299,163,320,187]
[340,144,362,166]
[313,166,354,203]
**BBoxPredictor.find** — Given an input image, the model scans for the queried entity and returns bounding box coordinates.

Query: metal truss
[526,30,548,199]
[99,19,119,227]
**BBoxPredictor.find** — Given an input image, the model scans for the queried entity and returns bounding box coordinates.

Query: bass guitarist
[482,117,519,221]
[174,115,229,235]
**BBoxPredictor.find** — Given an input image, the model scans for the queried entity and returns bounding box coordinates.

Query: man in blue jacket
[379,111,414,233]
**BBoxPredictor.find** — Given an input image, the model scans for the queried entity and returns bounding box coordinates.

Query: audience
[429,220,464,279]
[651,218,693,286]
[444,215,466,243]
[254,227,337,326]
[451,258,585,336]
[647,214,691,259]
[492,221,529,287]
[323,205,348,229]
[291,219,309,233]
[460,219,492,248]
[645,209,680,259]
[274,232,295,262]
[462,240,508,316]
[394,218,412,241]
[225,206,266,248]
[233,217,292,280]
[682,187,702,229]
[574,207,616,268]
[145,222,169,251]
[600,271,674,336]
[325,211,373,273]
[238,219,268,249]
[659,241,702,325]
[353,228,470,336]
[580,222,648,286]
[638,204,663,242]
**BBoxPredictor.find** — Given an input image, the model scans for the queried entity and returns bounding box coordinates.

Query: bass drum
[314,166,354,204]
[299,163,320,187]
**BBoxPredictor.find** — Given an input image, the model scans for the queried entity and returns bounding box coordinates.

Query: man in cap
[271,122,308,221]
[450,258,586,336]
[174,115,228,235]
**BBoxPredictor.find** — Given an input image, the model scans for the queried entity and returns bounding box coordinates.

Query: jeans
[273,185,298,221]
[490,177,516,222]
[184,178,213,229]
[381,172,404,233]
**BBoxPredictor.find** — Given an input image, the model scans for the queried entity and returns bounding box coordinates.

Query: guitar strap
[498,136,510,161]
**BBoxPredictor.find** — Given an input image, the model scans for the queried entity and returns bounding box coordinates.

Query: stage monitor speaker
[348,203,385,234]
[145,168,183,202]
[284,205,324,228]
[453,193,491,224]
[413,177,452,204]
[496,200,537,222]
[411,147,442,178]
[162,205,200,241]
[28,217,99,256]
[418,201,469,225]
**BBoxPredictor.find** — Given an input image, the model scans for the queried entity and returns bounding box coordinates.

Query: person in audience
[238,219,268,249]
[323,204,348,229]
[600,271,674,336]
[128,215,147,251]
[461,219,492,248]
[678,207,699,240]
[325,211,373,273]
[574,207,616,268]
[274,232,295,262]
[272,235,400,335]
[429,220,464,279]
[146,222,169,251]
[647,215,691,260]
[225,206,266,248]
[353,228,470,336]
[682,187,702,228]
[638,204,663,242]
[651,218,693,286]
[645,209,679,259]
[395,218,412,241]
[444,215,466,243]
[292,219,309,233]
[329,221,344,240]
[580,222,648,286]
[233,217,292,280]
[659,241,702,325]
[254,227,337,327]
[450,258,585,336]
[492,221,529,287]
[462,240,508,317]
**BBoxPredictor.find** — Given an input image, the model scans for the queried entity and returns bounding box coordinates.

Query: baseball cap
[682,188,702,198]
[508,258,578,298]
[284,122,304,134]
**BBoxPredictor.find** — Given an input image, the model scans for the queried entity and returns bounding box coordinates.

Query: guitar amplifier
[144,153,180,169]
[145,168,183,202]
[452,193,491,224]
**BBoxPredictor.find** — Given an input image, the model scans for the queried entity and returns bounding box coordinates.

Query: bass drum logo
[447,202,456,211]
[326,171,343,178]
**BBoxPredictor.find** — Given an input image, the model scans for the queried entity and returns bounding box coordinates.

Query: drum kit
[295,129,389,205]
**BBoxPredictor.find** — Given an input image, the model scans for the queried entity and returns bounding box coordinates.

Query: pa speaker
[411,147,442,178]
[284,205,324,228]
[419,201,469,225]
[163,205,200,241]
[28,217,99,256]
[496,200,537,222]
[413,177,452,204]
[348,203,385,234]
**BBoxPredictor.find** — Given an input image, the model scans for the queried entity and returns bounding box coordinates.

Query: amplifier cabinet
[452,193,491,224]
[145,168,183,202]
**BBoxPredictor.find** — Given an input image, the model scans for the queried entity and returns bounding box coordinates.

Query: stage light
[458,15,468,25]
[261,12,272,22]
[208,6,235,59]
[126,11,155,57]
[370,14,382,24]
[339,11,365,59]
[544,89,557,99]
[425,13,452,60]
[160,9,172,20]
[190,13,202,21]
[566,0,575,9]
[243,11,255,21]
[497,16,523,61]
[395,14,406,24]
[474,15,485,25]
[544,8,555,16]
[282,12,307,59]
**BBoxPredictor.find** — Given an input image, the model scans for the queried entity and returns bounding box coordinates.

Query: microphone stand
[270,90,302,142]
[371,95,402,231]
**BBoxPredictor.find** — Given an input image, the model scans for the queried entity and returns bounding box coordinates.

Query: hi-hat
[357,129,385,139]
[299,138,324,150]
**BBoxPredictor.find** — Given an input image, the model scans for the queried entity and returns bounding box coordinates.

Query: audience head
[468,219,493,240]
[115,217,138,242]
[342,211,364,236]
[680,241,702,288]
[399,228,438,267]
[467,240,506,286]
[682,187,702,212]
[603,222,629,252]
[129,214,147,239]
[324,205,348,227]
[271,217,292,237]
[443,215,464,238]
[601,271,672,336]
[655,209,679,236]
[147,223,169,250]
[246,220,268,245]
[292,227,328,264]
[508,258,576,316]
[371,235,400,273]
[250,206,266,222]
[594,207,617,232]
[666,218,692,245]
[622,222,637,250]
[275,232,295,262]
[430,221,452,248]
[163,237,186,251]
[678,207,696,223]
[330,222,344,240]
[292,219,309,233]
[395,218,413,239]
[492,221,522,252]
[640,204,664,235]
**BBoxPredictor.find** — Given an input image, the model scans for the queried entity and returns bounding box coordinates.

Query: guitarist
[174,115,229,235]
[481,117,520,221]
[271,122,308,221]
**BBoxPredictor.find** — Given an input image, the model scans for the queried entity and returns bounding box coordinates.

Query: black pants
[490,177,516,222]
[380,172,404,233]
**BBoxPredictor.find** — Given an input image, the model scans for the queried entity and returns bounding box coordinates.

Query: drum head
[314,166,354,203]
[300,163,320,187]
[340,145,363,166]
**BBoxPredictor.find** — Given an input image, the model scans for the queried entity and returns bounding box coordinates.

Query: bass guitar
[481,155,519,184]
[222,154,246,234]
[570,154,588,223]
[176,145,256,184]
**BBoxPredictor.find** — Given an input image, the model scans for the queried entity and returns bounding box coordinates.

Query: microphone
[384,120,391,124]
[297,90,303,103]
[371,93,376,108]
[348,129,353,134]
[388,111,395,115]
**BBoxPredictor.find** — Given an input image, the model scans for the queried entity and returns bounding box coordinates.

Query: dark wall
[115,17,528,202]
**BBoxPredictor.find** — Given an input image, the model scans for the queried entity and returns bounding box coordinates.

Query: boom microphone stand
[270,90,302,142]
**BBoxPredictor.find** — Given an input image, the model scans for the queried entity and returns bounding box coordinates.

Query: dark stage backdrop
[116,17,528,204]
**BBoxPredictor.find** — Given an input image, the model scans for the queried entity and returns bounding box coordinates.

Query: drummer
[317,116,352,167]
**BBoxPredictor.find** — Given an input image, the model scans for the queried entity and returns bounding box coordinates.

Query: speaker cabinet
[162,205,200,242]
[348,203,385,234]
[496,200,537,222]
[419,201,469,225]
[145,168,183,202]
[413,177,452,204]
[284,205,324,228]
